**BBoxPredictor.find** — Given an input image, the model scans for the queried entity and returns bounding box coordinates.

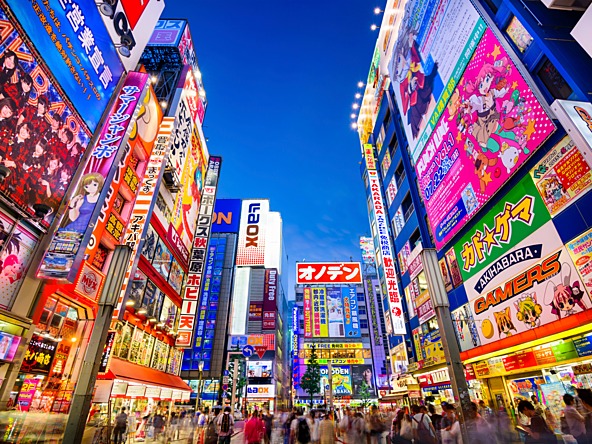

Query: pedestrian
[391,408,413,444]
[291,409,312,444]
[205,407,221,444]
[244,410,266,444]
[517,400,557,443]
[310,411,320,444]
[427,404,442,442]
[153,409,166,442]
[319,411,337,444]
[263,410,274,444]
[216,406,235,444]
[575,388,592,442]
[367,405,387,444]
[563,393,586,442]
[338,407,351,442]
[440,405,461,444]
[411,404,437,444]
[113,407,128,444]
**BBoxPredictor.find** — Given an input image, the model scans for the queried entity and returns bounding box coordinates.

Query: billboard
[262,268,277,330]
[567,228,592,297]
[96,0,165,71]
[529,136,592,217]
[321,365,353,396]
[212,199,242,233]
[359,236,375,265]
[38,72,149,281]
[352,365,376,396]
[303,287,312,338]
[326,287,345,337]
[296,262,362,284]
[415,28,555,250]
[6,0,124,131]
[246,384,275,398]
[0,8,92,223]
[451,304,481,352]
[247,360,273,378]
[455,177,590,345]
[311,287,329,337]
[176,156,222,348]
[236,199,269,266]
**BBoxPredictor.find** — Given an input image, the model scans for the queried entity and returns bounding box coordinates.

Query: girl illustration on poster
[62,172,104,234]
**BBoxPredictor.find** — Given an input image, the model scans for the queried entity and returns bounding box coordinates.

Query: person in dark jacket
[517,400,557,444]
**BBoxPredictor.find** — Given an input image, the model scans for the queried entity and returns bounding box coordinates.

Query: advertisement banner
[0,331,21,362]
[445,248,463,288]
[387,0,486,163]
[21,335,57,374]
[17,379,40,412]
[0,8,92,223]
[352,365,376,396]
[342,286,361,338]
[236,200,268,266]
[38,72,149,280]
[415,28,555,250]
[246,384,275,398]
[359,237,375,265]
[6,0,124,131]
[416,291,435,324]
[263,268,277,330]
[451,304,481,351]
[552,100,592,165]
[311,287,329,337]
[303,287,312,338]
[439,258,453,292]
[149,19,185,46]
[212,199,242,233]
[326,287,345,337]
[296,262,362,284]
[567,228,592,296]
[176,156,222,348]
[247,360,273,378]
[249,302,263,321]
[530,136,592,217]
[321,365,352,396]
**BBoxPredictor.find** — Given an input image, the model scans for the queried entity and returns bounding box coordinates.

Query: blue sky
[163,1,381,287]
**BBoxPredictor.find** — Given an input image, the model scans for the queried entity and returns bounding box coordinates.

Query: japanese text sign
[296,262,362,284]
[263,268,277,330]
[21,335,57,374]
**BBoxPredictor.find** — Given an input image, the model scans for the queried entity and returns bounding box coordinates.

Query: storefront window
[506,16,533,53]
[538,57,573,100]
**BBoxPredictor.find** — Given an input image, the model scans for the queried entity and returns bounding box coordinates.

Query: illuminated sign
[236,200,269,266]
[73,262,105,302]
[303,343,364,349]
[263,269,277,330]
[212,199,242,233]
[303,287,312,338]
[296,262,362,284]
[98,331,116,375]
[246,384,275,398]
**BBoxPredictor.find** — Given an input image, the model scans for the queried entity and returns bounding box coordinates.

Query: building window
[537,57,573,100]
[358,294,366,302]
[506,16,533,53]
[358,307,367,315]
[360,319,369,329]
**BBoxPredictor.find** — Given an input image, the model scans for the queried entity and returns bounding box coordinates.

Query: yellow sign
[305,358,365,365]
[303,343,364,350]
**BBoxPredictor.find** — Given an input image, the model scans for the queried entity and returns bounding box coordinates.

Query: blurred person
[576,388,592,442]
[319,411,337,444]
[391,408,413,444]
[310,411,320,444]
[204,407,221,444]
[216,406,235,444]
[427,404,442,441]
[367,404,387,444]
[284,409,296,444]
[113,406,128,444]
[152,409,166,442]
[563,393,586,442]
[291,408,312,444]
[440,404,461,444]
[338,407,352,440]
[411,404,437,444]
[263,410,274,444]
[244,410,266,444]
[517,400,557,444]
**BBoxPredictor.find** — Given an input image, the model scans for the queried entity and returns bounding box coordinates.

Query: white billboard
[236,200,269,266]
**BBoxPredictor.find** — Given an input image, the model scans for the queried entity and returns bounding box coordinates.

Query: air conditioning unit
[541,0,591,11]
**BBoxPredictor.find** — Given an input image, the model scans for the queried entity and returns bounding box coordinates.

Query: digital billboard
[352,365,376,396]
[248,360,273,378]
[296,262,362,284]
[38,72,149,281]
[262,268,277,330]
[236,199,269,266]
[212,199,242,233]
[415,28,555,250]
[387,0,486,163]
[454,176,590,345]
[0,8,92,223]
[6,0,124,131]
[321,365,353,396]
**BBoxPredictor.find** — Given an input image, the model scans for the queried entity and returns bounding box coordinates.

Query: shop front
[417,368,454,407]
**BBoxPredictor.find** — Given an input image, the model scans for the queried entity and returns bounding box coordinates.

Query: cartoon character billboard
[415,28,555,250]
[454,177,590,345]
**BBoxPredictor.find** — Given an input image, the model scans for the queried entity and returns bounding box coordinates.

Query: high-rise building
[357,0,592,411]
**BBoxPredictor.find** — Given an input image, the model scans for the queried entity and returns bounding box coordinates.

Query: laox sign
[245,202,261,247]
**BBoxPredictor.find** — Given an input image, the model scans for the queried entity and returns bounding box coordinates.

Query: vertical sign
[365,154,405,334]
[263,269,277,330]
[303,287,312,338]
[38,72,149,281]
[236,200,269,266]
[113,117,176,319]
[342,287,361,338]
[176,156,222,348]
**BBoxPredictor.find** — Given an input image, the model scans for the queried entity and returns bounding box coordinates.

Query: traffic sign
[242,345,255,358]
[223,376,229,384]
[254,346,267,359]
[223,370,230,376]
[222,384,228,391]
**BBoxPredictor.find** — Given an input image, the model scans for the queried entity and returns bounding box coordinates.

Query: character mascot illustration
[515,293,543,328]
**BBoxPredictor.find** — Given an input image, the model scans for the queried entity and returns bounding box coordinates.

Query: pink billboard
[415,28,555,250]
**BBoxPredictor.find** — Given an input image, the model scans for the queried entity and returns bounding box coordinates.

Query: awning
[98,358,191,392]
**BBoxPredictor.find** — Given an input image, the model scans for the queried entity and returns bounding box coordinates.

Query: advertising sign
[387,0,486,163]
[296,262,362,284]
[176,156,222,348]
[552,100,592,165]
[97,0,165,71]
[236,200,269,266]
[212,199,242,233]
[352,365,376,396]
[415,28,555,250]
[73,262,105,303]
[455,177,590,345]
[0,332,20,363]
[342,287,361,338]
[530,136,592,217]
[311,287,328,337]
[38,72,149,281]
[416,291,435,324]
[113,117,174,318]
[0,8,92,223]
[359,236,375,265]
[262,268,277,330]
[249,302,263,321]
[6,0,124,131]
[567,228,592,296]
[246,384,275,398]
[321,365,353,396]
[325,287,345,337]
[21,335,57,374]
[98,330,116,375]
[149,19,185,46]
[17,379,40,412]
[445,248,463,288]
[303,288,312,338]
[451,304,481,351]
[247,360,273,378]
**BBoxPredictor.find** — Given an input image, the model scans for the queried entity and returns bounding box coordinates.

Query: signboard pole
[327,361,333,411]
[231,358,239,413]
[63,246,132,444]
[421,249,471,444]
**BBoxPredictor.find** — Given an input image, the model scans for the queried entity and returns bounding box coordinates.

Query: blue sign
[342,287,361,338]
[574,335,592,357]
[6,0,124,131]
[242,345,255,358]
[212,199,242,233]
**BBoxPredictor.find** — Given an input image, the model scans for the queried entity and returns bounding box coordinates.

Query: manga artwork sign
[454,177,589,345]
[415,29,555,250]
[387,0,486,163]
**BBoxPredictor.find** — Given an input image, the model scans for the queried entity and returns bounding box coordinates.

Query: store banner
[249,302,263,321]
[567,227,592,296]
[0,332,21,362]
[552,100,592,166]
[193,245,215,351]
[21,335,57,374]
[17,379,40,412]
[262,268,277,330]
[416,291,435,324]
[388,0,486,163]
[360,237,375,265]
[445,248,463,288]
[341,286,361,338]
[439,258,454,292]
[415,28,555,250]
[212,199,242,233]
[38,72,149,281]
[311,287,329,337]
[98,331,116,375]
[451,304,481,352]
[296,262,362,284]
[236,199,269,266]
[303,287,312,338]
[529,136,592,217]
[5,0,124,131]
[176,155,222,348]
[326,287,345,338]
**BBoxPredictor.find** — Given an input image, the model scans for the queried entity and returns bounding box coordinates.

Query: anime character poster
[445,248,463,288]
[0,210,36,310]
[567,228,592,296]
[0,8,90,224]
[439,257,453,292]
[451,304,481,351]
[388,0,486,162]
[415,28,555,250]
[530,136,592,217]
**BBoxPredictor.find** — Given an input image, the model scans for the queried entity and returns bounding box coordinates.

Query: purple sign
[263,269,277,330]
[148,19,186,46]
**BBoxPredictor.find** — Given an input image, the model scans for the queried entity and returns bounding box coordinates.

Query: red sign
[73,262,105,302]
[255,346,267,359]
[296,262,362,284]
[167,224,190,269]
[503,351,537,372]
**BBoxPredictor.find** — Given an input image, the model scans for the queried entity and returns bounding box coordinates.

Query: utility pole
[63,246,132,444]
[421,249,471,444]
[327,361,333,411]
